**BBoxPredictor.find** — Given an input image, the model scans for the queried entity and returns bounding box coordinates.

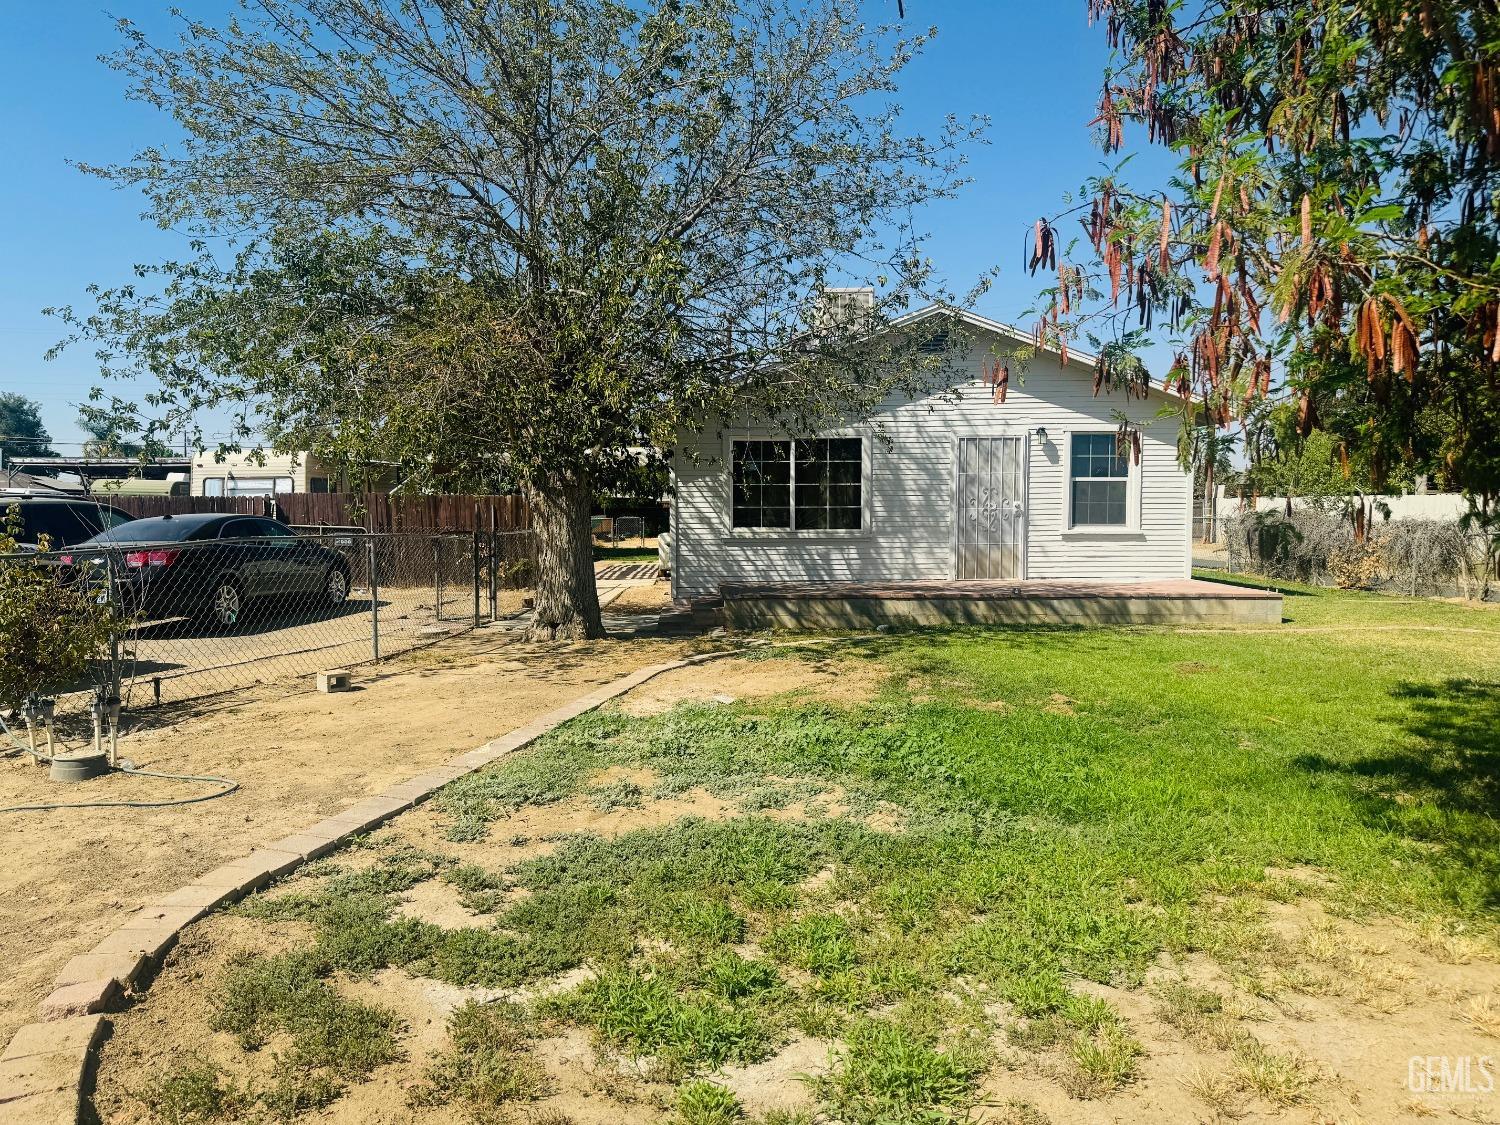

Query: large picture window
[732,438,863,531]
[1070,433,1129,527]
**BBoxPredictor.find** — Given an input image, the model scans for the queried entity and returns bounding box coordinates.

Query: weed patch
[409,1001,549,1116]
[550,968,775,1070]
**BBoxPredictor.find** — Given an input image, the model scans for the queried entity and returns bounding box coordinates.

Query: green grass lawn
[135,584,1500,1124]
[594,543,659,565]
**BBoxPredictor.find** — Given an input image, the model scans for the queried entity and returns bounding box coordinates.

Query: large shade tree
[1029,1,1500,545]
[56,0,982,638]
[0,394,58,464]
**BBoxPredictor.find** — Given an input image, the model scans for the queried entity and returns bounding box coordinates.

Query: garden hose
[0,710,240,813]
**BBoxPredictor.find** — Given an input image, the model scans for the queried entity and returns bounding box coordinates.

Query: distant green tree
[76,400,174,461]
[0,394,58,467]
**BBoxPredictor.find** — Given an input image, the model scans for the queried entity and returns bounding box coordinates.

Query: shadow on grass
[1294,677,1500,910]
[1191,570,1322,597]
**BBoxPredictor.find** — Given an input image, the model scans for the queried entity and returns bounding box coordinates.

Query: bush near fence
[1224,508,1496,599]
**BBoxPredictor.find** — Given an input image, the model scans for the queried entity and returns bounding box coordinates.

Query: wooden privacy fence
[278,492,530,532]
[101,495,264,519]
[103,492,530,532]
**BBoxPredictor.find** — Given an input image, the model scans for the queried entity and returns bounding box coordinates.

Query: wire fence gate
[4,528,537,735]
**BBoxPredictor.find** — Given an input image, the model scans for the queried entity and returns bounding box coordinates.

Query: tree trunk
[523,475,604,641]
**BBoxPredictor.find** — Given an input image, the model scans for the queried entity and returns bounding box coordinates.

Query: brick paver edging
[0,648,749,1124]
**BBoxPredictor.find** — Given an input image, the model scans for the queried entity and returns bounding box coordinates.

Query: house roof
[0,469,86,494]
[889,305,1188,403]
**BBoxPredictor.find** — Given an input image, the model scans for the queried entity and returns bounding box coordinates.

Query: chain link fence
[2,529,536,736]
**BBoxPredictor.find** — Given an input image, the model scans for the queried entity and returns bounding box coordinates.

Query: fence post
[472,504,481,628]
[488,505,498,621]
[433,538,443,621]
[368,534,381,662]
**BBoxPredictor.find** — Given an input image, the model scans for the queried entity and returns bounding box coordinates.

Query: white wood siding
[670,328,1192,598]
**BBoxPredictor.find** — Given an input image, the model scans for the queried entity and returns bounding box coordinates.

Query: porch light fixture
[1033,426,1049,443]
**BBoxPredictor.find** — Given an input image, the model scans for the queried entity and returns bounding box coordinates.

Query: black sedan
[67,513,352,628]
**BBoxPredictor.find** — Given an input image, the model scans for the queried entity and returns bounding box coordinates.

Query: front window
[224,476,293,497]
[732,438,863,531]
[1070,433,1129,527]
[202,477,224,497]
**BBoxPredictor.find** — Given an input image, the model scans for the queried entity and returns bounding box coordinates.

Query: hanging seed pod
[1158,199,1172,270]
[1301,192,1312,249]
[997,362,1009,404]
[1205,220,1224,279]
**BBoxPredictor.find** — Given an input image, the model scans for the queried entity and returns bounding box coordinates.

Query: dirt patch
[718,1035,830,1117]
[528,1027,660,1124]
[0,629,691,1047]
[383,785,738,871]
[1043,693,1077,716]
[395,879,491,930]
[602,581,672,617]
[1173,660,1218,675]
[91,913,313,1124]
[614,652,888,716]
[978,895,1500,1123]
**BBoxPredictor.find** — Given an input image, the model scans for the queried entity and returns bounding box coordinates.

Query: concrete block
[39,978,120,1021]
[3,1088,83,1124]
[88,926,178,961]
[401,765,469,790]
[378,778,442,804]
[151,883,239,914]
[120,904,206,932]
[0,1049,78,1103]
[53,953,146,991]
[262,832,340,861]
[2,1017,105,1062]
[243,848,304,882]
[337,794,411,826]
[316,668,352,693]
[451,748,502,769]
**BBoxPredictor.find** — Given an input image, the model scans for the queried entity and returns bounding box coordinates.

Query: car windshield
[90,519,212,544]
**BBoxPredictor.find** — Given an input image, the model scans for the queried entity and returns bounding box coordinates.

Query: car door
[219,517,283,599]
[249,518,326,596]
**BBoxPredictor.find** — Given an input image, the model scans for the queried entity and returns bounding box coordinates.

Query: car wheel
[325,566,349,607]
[209,579,242,629]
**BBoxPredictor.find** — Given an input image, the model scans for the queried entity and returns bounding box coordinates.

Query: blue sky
[0,1,1162,450]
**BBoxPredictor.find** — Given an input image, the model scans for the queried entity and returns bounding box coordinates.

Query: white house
[668,307,1194,602]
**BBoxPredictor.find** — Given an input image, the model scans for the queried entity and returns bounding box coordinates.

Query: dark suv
[0,494,135,550]
[69,513,352,628]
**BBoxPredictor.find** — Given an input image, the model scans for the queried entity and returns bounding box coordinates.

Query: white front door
[954,436,1028,580]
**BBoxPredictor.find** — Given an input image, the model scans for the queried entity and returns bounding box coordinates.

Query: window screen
[1070,433,1129,527]
[731,438,863,531]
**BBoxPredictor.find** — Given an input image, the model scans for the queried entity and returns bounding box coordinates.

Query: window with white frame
[225,476,294,497]
[731,438,863,530]
[202,477,224,497]
[1070,433,1129,526]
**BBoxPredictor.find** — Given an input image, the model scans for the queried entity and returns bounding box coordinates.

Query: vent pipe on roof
[813,286,876,332]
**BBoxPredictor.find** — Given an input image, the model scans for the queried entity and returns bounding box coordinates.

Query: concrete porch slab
[720,577,1283,630]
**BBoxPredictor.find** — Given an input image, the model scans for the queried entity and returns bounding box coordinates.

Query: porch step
[655,596,723,635]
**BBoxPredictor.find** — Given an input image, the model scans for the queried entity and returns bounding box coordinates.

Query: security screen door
[954,436,1028,579]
